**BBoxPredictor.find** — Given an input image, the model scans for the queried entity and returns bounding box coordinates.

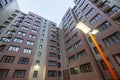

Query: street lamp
[76,22,119,80]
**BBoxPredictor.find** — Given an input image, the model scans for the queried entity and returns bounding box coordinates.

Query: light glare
[76,22,91,34]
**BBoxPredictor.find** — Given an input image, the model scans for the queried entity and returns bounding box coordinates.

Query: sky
[17,0,75,25]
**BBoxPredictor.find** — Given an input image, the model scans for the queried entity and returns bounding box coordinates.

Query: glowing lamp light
[91,29,99,35]
[76,22,91,34]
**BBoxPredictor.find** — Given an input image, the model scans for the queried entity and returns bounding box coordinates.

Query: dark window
[77,50,87,59]
[113,53,120,65]
[1,55,15,63]
[0,3,2,8]
[48,61,57,66]
[48,71,57,77]
[103,32,120,46]
[0,69,9,78]
[100,60,108,70]
[33,71,38,78]
[90,14,102,25]
[13,70,26,78]
[70,66,79,75]
[49,52,56,58]
[35,60,40,65]
[74,40,82,48]
[58,71,61,77]
[69,55,76,63]
[18,57,29,64]
[58,62,61,68]
[79,63,93,73]
[97,21,111,32]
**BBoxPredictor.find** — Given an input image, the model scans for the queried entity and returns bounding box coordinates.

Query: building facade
[0,0,19,25]
[0,1,62,80]
[1,0,120,80]
[60,0,120,80]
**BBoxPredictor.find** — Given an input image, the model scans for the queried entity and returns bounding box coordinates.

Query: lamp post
[76,22,119,80]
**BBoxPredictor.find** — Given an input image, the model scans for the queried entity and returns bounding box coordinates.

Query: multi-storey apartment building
[0,0,19,25]
[0,0,61,80]
[60,0,120,80]
[1,0,120,80]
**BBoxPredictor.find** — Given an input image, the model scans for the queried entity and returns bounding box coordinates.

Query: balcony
[90,0,96,3]
[96,0,105,7]
[101,5,111,12]
[111,9,120,20]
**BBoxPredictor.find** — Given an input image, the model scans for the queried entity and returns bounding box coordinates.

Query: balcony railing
[111,9,120,20]
[96,0,105,7]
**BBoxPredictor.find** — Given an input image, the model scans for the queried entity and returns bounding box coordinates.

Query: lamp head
[76,22,91,34]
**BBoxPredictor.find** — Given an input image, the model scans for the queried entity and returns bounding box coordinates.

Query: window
[114,53,120,65]
[33,25,39,28]
[1,37,11,43]
[42,30,45,33]
[58,71,61,77]
[18,31,26,36]
[11,25,17,29]
[8,17,14,21]
[74,40,82,48]
[48,61,57,66]
[100,60,108,70]
[23,48,32,54]
[85,8,95,18]
[50,46,56,50]
[49,53,56,58]
[11,14,17,17]
[97,21,111,32]
[21,26,29,30]
[67,46,74,52]
[35,60,40,65]
[100,60,113,70]
[2,0,7,5]
[48,71,57,77]
[33,71,38,78]
[50,40,56,45]
[7,30,15,35]
[24,21,31,25]
[37,52,41,57]
[79,63,93,73]
[26,17,33,21]
[18,57,29,64]
[13,70,26,78]
[35,21,40,24]
[90,14,102,25]
[40,39,43,43]
[0,55,15,63]
[26,40,34,45]
[58,62,61,68]
[82,4,90,13]
[103,32,120,46]
[0,45,6,52]
[0,3,2,8]
[29,34,36,39]
[77,50,87,59]
[41,34,44,38]
[39,45,43,49]
[72,33,78,40]
[8,46,19,52]
[32,29,38,33]
[70,66,79,75]
[108,6,120,16]
[69,55,76,63]
[13,37,23,43]
[0,69,9,78]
